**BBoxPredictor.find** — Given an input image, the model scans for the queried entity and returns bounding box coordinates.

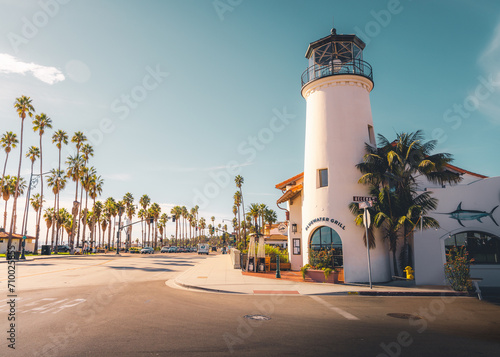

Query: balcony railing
[301,59,373,88]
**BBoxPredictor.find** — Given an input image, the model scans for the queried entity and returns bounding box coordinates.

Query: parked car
[56,245,71,253]
[140,247,154,254]
[168,246,177,253]
[160,246,169,253]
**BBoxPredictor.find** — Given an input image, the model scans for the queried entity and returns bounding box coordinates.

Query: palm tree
[137,208,146,247]
[33,113,52,248]
[46,169,66,247]
[93,201,103,247]
[104,197,116,249]
[21,146,40,234]
[199,217,206,241]
[150,203,161,248]
[2,176,16,229]
[1,131,18,182]
[139,194,150,245]
[170,205,182,246]
[8,95,35,251]
[66,154,84,249]
[233,191,242,242]
[181,206,188,245]
[79,166,96,248]
[115,200,125,249]
[123,193,134,250]
[235,175,246,248]
[76,143,93,244]
[101,213,109,249]
[247,203,261,233]
[354,130,462,275]
[263,207,278,231]
[52,129,68,213]
[43,208,54,245]
[89,174,104,249]
[30,193,44,252]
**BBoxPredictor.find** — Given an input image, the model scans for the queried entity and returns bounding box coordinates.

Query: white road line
[310,296,359,321]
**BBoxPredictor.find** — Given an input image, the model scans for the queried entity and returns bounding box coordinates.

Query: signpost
[359,200,373,289]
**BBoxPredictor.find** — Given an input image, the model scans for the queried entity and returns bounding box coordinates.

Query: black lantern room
[301,28,373,87]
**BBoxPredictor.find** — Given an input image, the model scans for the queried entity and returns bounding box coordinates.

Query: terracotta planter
[306,269,342,283]
[270,262,291,271]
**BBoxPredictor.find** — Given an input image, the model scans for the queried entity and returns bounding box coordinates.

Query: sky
[1,0,500,241]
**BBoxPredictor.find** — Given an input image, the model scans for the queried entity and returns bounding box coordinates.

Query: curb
[173,279,244,294]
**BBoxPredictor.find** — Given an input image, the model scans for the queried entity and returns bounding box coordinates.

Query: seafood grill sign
[305,217,345,231]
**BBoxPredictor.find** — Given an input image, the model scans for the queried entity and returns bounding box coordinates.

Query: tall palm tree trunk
[8,118,24,251]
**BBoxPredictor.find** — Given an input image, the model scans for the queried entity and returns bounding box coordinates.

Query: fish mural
[443,202,499,227]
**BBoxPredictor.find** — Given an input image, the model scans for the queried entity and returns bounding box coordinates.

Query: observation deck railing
[301,59,373,88]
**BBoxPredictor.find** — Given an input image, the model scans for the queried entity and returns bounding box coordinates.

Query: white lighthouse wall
[302,75,391,283]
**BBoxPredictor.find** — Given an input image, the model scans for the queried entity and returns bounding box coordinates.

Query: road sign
[359,200,373,209]
[363,209,371,228]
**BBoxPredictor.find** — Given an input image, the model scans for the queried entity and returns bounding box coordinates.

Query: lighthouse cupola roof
[301,27,373,88]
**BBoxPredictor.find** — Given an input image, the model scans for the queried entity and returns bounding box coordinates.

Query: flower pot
[306,269,342,283]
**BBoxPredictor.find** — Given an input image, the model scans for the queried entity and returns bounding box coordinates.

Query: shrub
[300,264,311,281]
[444,246,473,292]
[309,249,335,270]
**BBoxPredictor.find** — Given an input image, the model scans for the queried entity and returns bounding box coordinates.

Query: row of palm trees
[350,130,462,275]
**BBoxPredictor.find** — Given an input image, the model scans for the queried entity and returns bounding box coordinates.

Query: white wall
[414,176,500,287]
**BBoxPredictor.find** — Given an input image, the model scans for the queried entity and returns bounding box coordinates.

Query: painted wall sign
[305,217,345,231]
[444,202,499,227]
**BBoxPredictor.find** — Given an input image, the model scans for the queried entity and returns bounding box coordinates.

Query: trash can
[41,245,51,255]
[240,253,247,271]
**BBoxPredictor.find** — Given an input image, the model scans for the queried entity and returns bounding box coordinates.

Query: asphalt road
[1,254,499,357]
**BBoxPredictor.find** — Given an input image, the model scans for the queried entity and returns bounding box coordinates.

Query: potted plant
[303,249,344,283]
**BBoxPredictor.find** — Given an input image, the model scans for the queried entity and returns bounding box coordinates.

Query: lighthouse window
[368,125,375,145]
[445,231,500,264]
[319,169,328,187]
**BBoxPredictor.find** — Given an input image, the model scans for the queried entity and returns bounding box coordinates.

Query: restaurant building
[275,28,500,287]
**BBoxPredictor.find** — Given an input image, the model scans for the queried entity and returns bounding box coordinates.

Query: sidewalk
[174,253,464,296]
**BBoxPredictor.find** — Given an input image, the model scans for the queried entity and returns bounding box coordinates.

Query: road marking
[309,296,359,320]
[22,298,87,314]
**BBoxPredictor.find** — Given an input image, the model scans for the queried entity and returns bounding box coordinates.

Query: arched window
[445,231,500,264]
[310,226,343,267]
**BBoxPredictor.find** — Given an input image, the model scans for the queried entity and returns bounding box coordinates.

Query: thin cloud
[103,173,132,182]
[0,53,65,84]
[476,20,500,124]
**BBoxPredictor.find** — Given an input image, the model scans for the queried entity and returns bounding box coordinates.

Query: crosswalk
[0,297,86,314]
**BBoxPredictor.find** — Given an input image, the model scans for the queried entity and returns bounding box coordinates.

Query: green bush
[444,246,473,292]
[265,245,289,263]
[309,249,335,270]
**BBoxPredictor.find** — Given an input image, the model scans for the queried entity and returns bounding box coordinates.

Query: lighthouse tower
[301,28,390,283]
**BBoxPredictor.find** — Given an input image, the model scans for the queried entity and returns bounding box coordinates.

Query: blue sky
[1,0,500,239]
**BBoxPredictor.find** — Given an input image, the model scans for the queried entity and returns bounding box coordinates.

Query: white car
[140,247,154,254]
[197,243,209,255]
